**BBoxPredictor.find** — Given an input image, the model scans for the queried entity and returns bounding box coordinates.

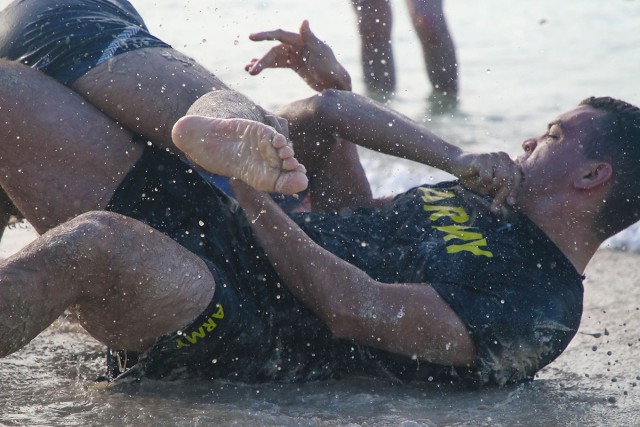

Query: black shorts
[104,145,352,382]
[104,144,280,380]
[0,0,170,84]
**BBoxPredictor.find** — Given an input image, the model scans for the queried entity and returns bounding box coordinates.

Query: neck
[518,197,601,275]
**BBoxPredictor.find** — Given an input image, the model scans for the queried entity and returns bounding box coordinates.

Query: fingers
[271,116,291,141]
[457,152,522,214]
[246,24,307,75]
[245,45,290,74]
[249,29,303,46]
[261,110,290,139]
[300,20,319,46]
[245,58,260,74]
[486,153,522,213]
[490,172,520,213]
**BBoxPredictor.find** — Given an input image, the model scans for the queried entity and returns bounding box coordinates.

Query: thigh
[65,211,216,352]
[1,0,228,152]
[72,47,230,152]
[0,60,141,233]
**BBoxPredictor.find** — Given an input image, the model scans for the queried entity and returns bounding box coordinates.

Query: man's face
[515,105,607,198]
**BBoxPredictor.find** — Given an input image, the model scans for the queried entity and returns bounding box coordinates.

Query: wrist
[435,145,465,174]
[334,68,352,91]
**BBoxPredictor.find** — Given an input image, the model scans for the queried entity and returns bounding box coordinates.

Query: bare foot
[171,116,308,195]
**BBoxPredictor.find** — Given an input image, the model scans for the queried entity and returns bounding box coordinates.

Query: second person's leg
[351,0,396,95]
[0,210,215,357]
[0,60,142,232]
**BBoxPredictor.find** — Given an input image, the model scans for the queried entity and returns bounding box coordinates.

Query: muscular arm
[280,89,521,212]
[231,180,475,366]
[282,89,458,172]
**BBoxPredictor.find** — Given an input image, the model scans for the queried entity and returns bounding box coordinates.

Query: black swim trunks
[0,0,170,84]
[105,145,361,382]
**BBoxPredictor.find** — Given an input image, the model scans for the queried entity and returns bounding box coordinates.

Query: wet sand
[1,242,638,426]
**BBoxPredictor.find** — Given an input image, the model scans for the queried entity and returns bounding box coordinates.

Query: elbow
[325,313,356,341]
[313,89,354,130]
[316,89,347,115]
[322,301,365,342]
[317,88,346,107]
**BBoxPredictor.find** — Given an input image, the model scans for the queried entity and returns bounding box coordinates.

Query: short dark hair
[579,96,640,238]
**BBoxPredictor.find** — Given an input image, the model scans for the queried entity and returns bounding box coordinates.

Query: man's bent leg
[0,211,214,357]
[71,48,273,153]
[0,60,141,232]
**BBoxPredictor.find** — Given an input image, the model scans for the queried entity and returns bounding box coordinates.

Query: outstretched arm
[231,180,475,366]
[280,89,522,213]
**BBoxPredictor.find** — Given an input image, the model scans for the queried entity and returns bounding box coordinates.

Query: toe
[281,157,300,171]
[277,145,295,160]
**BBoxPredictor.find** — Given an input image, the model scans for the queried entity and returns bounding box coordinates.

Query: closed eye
[544,122,563,140]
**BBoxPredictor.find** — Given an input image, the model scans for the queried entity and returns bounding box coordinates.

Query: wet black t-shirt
[293,183,584,385]
[109,147,583,386]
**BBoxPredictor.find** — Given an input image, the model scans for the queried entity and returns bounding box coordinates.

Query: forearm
[232,181,370,318]
[275,103,377,212]
[300,89,464,173]
[322,90,464,170]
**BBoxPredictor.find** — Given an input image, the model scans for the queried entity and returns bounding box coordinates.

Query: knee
[409,4,448,36]
[62,211,131,246]
[68,209,123,225]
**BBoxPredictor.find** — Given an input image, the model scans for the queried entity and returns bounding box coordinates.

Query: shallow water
[1,0,640,425]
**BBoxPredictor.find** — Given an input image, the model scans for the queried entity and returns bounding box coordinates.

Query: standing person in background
[350,0,458,107]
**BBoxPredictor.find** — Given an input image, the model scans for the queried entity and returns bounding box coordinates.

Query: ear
[574,162,612,190]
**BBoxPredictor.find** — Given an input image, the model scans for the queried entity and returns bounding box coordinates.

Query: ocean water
[1,0,639,426]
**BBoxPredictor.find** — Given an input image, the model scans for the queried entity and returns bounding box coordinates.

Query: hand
[245,20,352,92]
[451,152,522,213]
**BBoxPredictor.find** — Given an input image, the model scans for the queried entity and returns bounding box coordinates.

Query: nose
[522,138,537,154]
